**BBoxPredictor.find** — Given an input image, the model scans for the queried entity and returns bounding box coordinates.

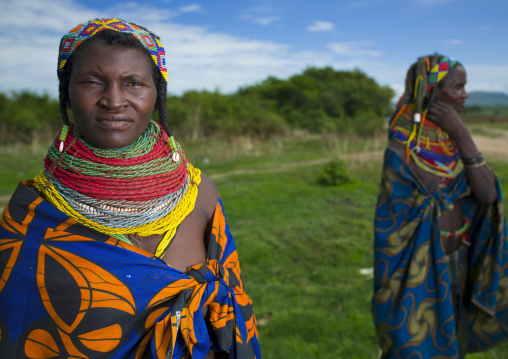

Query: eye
[128,80,146,87]
[79,79,101,86]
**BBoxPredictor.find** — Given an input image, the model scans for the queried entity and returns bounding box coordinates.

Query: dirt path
[209,150,385,180]
[210,130,508,180]
[471,131,508,160]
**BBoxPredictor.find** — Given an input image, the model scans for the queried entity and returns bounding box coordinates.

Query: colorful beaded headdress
[427,56,457,91]
[57,18,167,82]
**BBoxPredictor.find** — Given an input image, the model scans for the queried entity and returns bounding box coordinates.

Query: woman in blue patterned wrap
[372,54,508,358]
[0,18,260,359]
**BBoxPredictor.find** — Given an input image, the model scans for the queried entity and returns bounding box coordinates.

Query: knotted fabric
[0,182,260,358]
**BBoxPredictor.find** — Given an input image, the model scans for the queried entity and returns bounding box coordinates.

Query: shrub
[316,159,354,186]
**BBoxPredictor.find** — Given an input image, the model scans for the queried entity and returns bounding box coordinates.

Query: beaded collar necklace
[34,121,200,257]
[389,104,462,179]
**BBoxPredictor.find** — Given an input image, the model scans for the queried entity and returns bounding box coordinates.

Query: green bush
[316,159,354,186]
[2,66,395,144]
[350,111,386,136]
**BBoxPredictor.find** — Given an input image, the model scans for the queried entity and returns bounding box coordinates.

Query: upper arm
[198,174,219,220]
[160,174,218,271]
[198,174,219,249]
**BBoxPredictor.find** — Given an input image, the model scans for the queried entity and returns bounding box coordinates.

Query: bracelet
[464,160,486,169]
[462,153,484,167]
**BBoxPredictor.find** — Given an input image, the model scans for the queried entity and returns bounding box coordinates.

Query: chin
[86,138,125,149]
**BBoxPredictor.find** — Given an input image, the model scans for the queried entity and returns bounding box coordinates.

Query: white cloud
[0,0,506,101]
[179,4,202,13]
[0,0,310,96]
[104,3,176,23]
[0,0,102,95]
[328,41,381,57]
[307,21,334,32]
[0,0,97,33]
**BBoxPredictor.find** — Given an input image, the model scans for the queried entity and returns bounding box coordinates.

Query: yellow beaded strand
[34,163,202,238]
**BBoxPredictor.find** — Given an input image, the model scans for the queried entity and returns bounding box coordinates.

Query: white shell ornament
[172,152,180,162]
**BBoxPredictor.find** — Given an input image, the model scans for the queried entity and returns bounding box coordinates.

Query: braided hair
[396,53,461,119]
[57,28,172,137]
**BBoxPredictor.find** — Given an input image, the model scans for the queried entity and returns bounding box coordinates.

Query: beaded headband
[427,56,457,90]
[57,18,167,82]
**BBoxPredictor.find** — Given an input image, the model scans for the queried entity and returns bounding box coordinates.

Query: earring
[59,125,69,152]
[169,136,180,162]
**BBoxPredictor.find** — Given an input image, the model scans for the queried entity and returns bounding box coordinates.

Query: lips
[96,116,133,130]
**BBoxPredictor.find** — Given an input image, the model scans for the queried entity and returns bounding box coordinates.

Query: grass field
[1,131,508,358]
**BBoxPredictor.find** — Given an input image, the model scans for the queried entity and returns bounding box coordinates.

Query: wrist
[462,153,486,169]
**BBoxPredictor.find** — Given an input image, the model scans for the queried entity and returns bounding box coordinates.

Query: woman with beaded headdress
[0,19,260,358]
[372,54,508,358]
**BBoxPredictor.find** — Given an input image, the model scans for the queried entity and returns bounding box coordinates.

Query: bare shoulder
[196,173,219,220]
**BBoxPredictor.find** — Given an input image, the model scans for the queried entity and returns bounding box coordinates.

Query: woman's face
[434,64,468,113]
[68,40,157,148]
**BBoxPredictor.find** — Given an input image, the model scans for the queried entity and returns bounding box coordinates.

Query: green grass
[214,165,381,358]
[182,133,386,173]
[213,156,508,358]
[1,133,508,358]
[0,145,46,200]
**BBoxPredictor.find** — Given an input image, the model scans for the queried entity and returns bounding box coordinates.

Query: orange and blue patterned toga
[0,181,260,359]
[373,143,508,358]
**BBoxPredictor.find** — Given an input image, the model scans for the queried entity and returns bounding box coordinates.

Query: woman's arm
[163,174,219,358]
[427,101,498,204]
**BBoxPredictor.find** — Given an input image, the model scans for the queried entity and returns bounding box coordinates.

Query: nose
[98,83,127,110]
[462,88,469,100]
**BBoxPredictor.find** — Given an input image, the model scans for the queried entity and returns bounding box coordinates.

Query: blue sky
[1,0,507,100]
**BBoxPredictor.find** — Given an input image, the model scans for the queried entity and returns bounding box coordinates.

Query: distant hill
[466,91,508,107]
